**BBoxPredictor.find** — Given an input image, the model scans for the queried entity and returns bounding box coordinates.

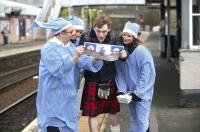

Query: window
[164,0,176,7]
[192,0,200,46]
[0,20,9,31]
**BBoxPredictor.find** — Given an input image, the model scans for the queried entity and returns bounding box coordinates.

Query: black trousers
[47,126,60,132]
[3,36,8,45]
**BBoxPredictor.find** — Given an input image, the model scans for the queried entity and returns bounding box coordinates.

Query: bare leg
[88,116,99,132]
[108,113,120,132]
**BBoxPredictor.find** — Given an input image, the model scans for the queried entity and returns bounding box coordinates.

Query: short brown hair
[93,14,112,29]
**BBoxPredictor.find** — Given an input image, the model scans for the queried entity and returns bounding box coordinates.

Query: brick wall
[0,16,36,45]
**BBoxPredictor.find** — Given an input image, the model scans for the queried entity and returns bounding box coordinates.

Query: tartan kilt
[80,80,120,117]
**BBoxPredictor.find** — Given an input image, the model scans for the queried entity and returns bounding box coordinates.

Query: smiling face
[71,29,84,40]
[94,24,110,43]
[59,26,76,43]
[122,32,135,45]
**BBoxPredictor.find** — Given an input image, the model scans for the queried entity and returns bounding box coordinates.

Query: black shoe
[146,127,150,132]
[47,126,60,132]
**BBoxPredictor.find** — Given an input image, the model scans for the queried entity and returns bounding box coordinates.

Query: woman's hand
[119,50,127,59]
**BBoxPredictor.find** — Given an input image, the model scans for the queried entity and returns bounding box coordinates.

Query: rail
[0,63,38,90]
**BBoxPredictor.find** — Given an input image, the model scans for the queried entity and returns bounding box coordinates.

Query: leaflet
[117,94,132,104]
[84,42,124,61]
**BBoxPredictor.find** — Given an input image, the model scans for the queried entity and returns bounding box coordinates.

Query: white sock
[89,117,99,132]
[110,124,120,132]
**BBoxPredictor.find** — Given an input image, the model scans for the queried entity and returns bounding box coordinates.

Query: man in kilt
[79,14,126,132]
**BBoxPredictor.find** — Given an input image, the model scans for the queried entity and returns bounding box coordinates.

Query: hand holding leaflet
[84,42,124,61]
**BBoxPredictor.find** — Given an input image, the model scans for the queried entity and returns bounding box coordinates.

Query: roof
[0,0,41,16]
[61,0,145,7]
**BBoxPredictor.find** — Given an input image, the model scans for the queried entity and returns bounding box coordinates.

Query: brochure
[84,42,124,61]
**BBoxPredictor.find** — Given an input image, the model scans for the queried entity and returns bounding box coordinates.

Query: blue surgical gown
[36,38,103,132]
[115,45,156,132]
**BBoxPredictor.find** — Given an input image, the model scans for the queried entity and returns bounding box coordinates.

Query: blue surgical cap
[27,18,72,34]
[68,16,84,30]
[122,21,143,44]
[123,21,140,38]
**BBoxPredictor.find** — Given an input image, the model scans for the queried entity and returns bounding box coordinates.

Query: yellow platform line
[22,114,107,132]
[99,114,108,132]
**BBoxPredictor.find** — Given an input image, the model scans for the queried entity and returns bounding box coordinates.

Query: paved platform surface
[148,33,200,132]
[0,40,44,58]
[103,32,200,132]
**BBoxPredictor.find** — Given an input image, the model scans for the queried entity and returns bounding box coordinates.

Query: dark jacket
[79,28,118,82]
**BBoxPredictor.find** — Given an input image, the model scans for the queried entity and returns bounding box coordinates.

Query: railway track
[0,63,39,131]
[0,63,39,114]
[0,94,37,132]
[0,63,38,90]
[0,43,42,131]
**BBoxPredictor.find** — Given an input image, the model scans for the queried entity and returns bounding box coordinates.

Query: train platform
[0,40,44,58]
[19,31,150,132]
[4,32,200,132]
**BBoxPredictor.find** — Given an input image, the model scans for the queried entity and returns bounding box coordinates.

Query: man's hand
[72,46,85,63]
[76,45,85,56]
